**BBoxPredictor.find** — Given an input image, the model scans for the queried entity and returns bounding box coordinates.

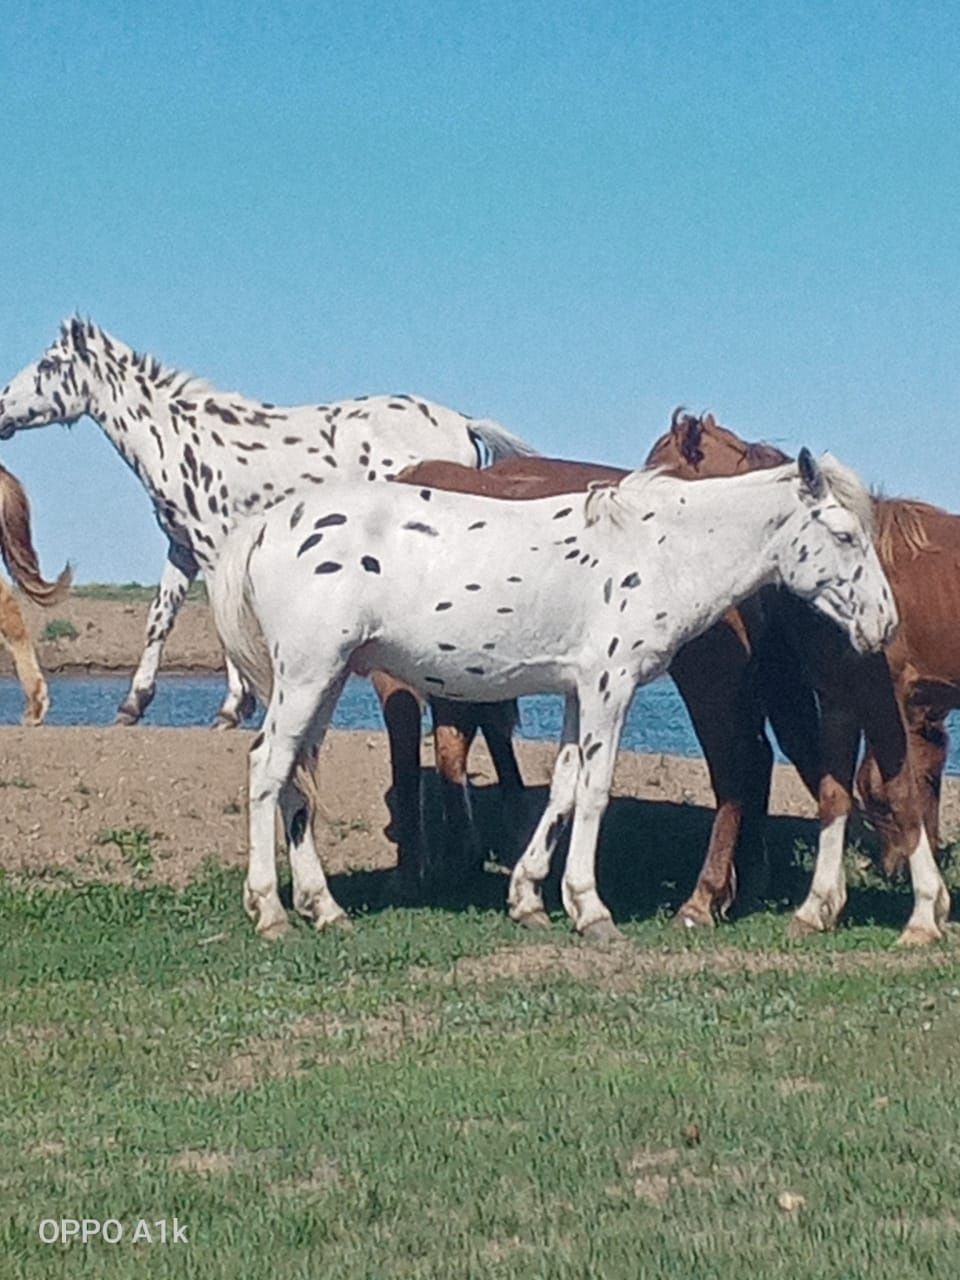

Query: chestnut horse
[0,461,73,723]
[643,414,945,942]
[855,498,960,858]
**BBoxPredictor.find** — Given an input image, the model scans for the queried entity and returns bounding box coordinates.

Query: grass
[1,855,959,1279]
[40,618,78,642]
[94,827,157,877]
[72,581,209,604]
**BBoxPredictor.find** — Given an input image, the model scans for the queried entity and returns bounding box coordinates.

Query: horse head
[0,317,94,439]
[775,448,897,654]
[646,408,790,478]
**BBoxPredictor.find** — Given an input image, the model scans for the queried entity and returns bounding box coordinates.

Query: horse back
[393,456,626,499]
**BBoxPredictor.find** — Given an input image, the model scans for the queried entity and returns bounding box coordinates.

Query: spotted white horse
[0,318,534,726]
[208,451,905,941]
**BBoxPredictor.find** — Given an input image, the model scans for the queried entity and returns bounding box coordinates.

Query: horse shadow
[322,773,929,930]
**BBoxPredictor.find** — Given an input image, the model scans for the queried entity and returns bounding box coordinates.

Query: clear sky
[0,0,957,583]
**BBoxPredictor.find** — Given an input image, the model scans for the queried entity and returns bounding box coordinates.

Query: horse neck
[81,337,183,488]
[647,469,793,620]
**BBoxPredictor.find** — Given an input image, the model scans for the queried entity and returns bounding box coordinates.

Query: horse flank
[0,464,72,605]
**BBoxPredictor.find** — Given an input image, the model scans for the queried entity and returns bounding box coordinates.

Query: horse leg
[558,683,632,941]
[116,544,197,725]
[281,671,351,930]
[479,701,526,864]
[481,701,524,792]
[909,709,948,856]
[670,625,762,927]
[433,701,484,877]
[791,701,860,934]
[245,672,349,936]
[508,696,580,928]
[0,578,48,725]
[214,657,257,729]
[370,670,424,881]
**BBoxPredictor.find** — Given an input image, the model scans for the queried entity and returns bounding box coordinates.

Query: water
[4,674,960,774]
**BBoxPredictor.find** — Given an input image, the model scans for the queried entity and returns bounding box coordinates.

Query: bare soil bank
[1,725,959,891]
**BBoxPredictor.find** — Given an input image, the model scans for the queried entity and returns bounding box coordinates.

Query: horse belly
[363,637,574,703]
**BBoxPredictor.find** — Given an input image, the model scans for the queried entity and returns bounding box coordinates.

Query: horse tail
[0,463,72,605]
[468,418,539,464]
[208,521,273,706]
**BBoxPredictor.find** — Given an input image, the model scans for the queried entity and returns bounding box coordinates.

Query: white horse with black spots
[0,318,535,726]
[209,450,902,941]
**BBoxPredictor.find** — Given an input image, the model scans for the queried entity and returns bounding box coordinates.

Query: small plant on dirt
[41,618,78,642]
[0,776,34,790]
[328,817,372,841]
[95,827,157,876]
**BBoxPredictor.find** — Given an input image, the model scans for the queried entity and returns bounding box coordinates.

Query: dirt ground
[1,593,959,886]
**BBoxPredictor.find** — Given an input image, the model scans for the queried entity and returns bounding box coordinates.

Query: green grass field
[2,853,959,1279]
[71,582,209,604]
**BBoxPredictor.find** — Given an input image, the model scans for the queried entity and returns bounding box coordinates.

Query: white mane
[583,454,875,534]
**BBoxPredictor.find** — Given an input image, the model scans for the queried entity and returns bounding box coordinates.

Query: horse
[855,498,960,858]
[646,411,952,944]
[0,318,535,732]
[207,450,895,940]
[0,461,72,724]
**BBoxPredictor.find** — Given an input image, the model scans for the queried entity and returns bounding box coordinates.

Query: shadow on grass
[321,774,935,931]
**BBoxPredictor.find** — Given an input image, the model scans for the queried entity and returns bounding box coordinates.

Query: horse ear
[798,447,826,499]
[678,414,703,466]
[701,412,716,431]
[70,317,89,362]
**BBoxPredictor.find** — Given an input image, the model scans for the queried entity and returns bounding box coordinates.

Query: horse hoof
[787,914,826,940]
[674,905,714,930]
[580,919,625,946]
[318,913,352,933]
[115,709,140,727]
[257,915,291,941]
[514,909,552,931]
[212,715,239,732]
[897,924,943,947]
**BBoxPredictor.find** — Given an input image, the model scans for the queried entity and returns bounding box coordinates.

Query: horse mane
[61,317,217,400]
[873,498,941,563]
[585,452,875,535]
[817,453,875,535]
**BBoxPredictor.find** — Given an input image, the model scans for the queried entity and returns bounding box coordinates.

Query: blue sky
[0,0,957,582]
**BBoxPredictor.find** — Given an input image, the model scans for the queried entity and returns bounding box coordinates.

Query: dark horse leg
[859,704,949,864]
[671,619,772,927]
[369,670,425,882]
[431,699,524,876]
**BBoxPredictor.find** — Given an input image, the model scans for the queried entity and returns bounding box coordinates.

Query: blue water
[4,674,960,774]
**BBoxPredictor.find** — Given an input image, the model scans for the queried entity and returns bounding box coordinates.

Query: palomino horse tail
[207,521,273,707]
[0,463,72,605]
[468,419,539,464]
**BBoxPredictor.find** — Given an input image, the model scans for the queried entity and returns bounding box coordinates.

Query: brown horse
[0,461,73,724]
[855,499,960,858]
[645,413,947,943]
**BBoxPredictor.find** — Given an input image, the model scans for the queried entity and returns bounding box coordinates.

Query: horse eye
[836,531,855,545]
